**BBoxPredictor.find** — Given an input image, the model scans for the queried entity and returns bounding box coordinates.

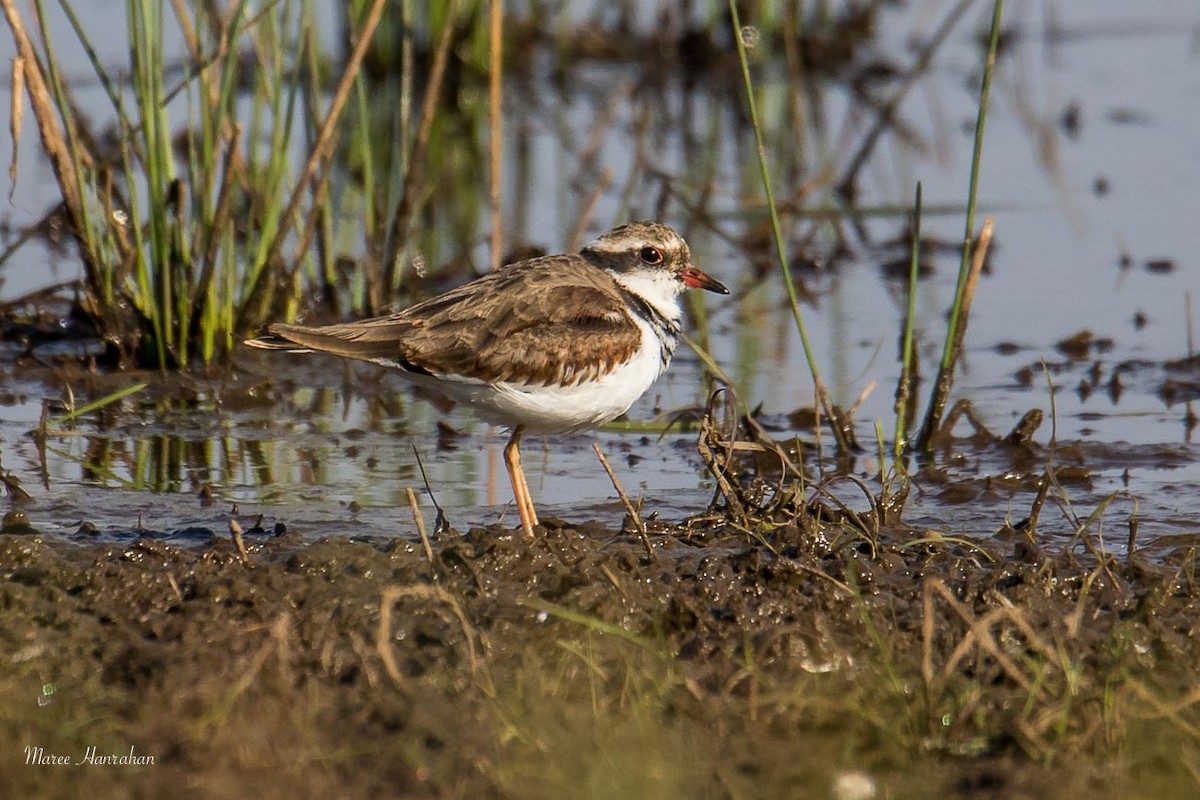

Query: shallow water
[3,2,1200,552]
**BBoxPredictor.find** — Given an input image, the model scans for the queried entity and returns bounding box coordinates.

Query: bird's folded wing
[251,259,644,388]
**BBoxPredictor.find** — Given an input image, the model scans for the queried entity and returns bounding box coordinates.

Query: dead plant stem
[406,486,437,580]
[254,0,387,320]
[2,0,85,245]
[383,0,461,302]
[916,216,994,450]
[592,442,653,561]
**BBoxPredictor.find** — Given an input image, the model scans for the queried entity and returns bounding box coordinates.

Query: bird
[244,221,729,538]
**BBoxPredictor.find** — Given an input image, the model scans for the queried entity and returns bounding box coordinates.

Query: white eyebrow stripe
[585,233,644,251]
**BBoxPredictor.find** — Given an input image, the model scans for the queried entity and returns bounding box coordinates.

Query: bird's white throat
[610,268,683,325]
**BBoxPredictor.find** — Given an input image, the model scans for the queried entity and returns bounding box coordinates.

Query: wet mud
[2,507,1199,798]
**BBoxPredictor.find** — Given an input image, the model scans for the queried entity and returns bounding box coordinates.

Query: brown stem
[382,0,461,304]
[241,0,388,330]
[487,0,503,271]
[2,0,85,239]
[916,217,995,452]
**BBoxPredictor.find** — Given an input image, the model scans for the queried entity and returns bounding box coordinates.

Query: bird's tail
[242,331,316,353]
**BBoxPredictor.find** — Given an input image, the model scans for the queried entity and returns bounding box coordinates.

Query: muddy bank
[2,518,1197,798]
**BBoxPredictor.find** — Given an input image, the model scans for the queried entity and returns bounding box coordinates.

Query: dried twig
[250,0,388,321]
[383,0,461,301]
[377,584,480,687]
[406,486,436,580]
[229,517,250,563]
[2,1,85,232]
[697,388,747,523]
[592,441,654,561]
[487,0,503,271]
[917,217,995,451]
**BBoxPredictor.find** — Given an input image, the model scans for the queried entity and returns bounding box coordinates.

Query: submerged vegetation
[3,0,1199,798]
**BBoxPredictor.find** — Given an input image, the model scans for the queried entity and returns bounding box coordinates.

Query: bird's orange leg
[503,426,538,538]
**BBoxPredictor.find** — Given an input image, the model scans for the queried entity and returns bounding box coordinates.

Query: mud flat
[2,511,1198,798]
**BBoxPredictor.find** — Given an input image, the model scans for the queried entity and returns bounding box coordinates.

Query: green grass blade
[727,1,854,454]
[940,0,1003,373]
[50,382,148,426]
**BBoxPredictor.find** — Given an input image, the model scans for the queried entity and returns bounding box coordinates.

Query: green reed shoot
[916,0,1004,451]
[727,0,852,454]
[946,0,1004,359]
[48,381,148,427]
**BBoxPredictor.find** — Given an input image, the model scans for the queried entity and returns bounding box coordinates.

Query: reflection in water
[5,367,718,541]
[0,354,1196,553]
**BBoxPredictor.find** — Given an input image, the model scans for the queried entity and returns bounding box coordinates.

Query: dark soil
[3,513,1198,799]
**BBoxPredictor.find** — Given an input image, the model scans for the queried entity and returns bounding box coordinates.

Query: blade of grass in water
[49,382,148,426]
[727,0,854,455]
[917,0,1004,452]
[132,0,177,361]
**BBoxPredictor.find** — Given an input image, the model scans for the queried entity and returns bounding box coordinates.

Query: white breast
[400,311,673,435]
[480,311,672,434]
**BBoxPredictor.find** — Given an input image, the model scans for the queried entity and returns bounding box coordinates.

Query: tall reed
[916,0,1004,452]
[727,0,855,455]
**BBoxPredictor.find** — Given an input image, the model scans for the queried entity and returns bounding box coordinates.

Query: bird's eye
[639,246,663,265]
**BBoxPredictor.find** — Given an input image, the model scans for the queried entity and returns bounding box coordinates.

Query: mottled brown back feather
[260,255,643,387]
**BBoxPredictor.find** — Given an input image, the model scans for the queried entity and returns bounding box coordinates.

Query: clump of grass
[4,0,388,367]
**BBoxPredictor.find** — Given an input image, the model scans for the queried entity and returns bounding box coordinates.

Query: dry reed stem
[8,55,23,196]
[377,584,481,688]
[1025,476,1050,534]
[166,0,201,65]
[1125,680,1200,739]
[697,390,748,523]
[567,167,612,253]
[577,82,633,170]
[406,486,436,580]
[924,578,1068,702]
[921,576,936,693]
[2,0,84,231]
[223,614,294,706]
[383,0,461,299]
[917,217,995,451]
[229,517,250,562]
[951,218,994,360]
[837,0,975,195]
[592,441,654,561]
[260,0,387,282]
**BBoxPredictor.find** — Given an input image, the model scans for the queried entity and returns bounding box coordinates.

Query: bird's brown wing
[255,256,644,387]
